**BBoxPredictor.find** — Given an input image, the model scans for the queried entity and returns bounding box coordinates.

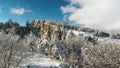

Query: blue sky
[0,0,70,26]
[1,0,119,30]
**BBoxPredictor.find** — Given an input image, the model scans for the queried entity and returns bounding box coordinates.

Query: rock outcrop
[32,20,79,40]
[0,19,80,40]
[0,19,115,44]
[111,33,120,39]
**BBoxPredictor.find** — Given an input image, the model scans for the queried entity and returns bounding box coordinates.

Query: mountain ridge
[1,19,120,68]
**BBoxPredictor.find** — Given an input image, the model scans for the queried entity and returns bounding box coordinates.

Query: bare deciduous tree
[0,30,28,68]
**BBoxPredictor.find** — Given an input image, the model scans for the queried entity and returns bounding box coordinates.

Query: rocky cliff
[1,19,120,41]
[0,19,80,40]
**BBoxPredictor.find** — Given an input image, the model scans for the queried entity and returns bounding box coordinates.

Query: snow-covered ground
[18,29,120,68]
[98,37,120,45]
[19,52,62,68]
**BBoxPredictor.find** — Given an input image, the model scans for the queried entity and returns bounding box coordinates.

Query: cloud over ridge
[10,7,32,15]
[61,0,120,30]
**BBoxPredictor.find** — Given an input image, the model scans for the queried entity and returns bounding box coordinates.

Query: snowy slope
[19,52,62,68]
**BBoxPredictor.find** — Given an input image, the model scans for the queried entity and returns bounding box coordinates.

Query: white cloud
[61,5,77,14]
[61,0,120,30]
[10,8,32,15]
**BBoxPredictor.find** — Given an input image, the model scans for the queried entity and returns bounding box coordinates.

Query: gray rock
[111,33,120,39]
[99,31,110,38]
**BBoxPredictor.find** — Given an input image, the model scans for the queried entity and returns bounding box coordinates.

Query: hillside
[0,19,120,68]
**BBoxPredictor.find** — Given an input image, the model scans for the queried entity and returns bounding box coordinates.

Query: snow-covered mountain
[0,19,120,68]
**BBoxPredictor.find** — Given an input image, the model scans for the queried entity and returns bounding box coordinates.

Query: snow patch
[19,52,62,68]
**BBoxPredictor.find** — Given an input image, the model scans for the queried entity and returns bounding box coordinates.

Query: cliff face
[1,19,119,41]
[31,20,81,40]
[0,19,79,40]
[33,20,66,40]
